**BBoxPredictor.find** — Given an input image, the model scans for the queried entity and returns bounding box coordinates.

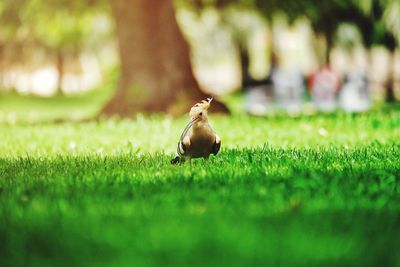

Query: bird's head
[189,97,212,123]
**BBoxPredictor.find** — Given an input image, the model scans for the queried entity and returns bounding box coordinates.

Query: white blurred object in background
[245,84,272,116]
[339,71,371,112]
[272,68,305,113]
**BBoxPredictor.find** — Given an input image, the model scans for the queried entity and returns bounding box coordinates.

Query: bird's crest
[189,97,212,118]
[190,97,212,111]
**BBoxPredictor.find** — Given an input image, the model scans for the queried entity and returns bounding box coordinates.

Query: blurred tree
[223,9,270,89]
[237,0,398,101]
[369,0,398,102]
[102,0,228,116]
[0,0,24,91]
[29,10,91,94]
[20,0,104,95]
[0,0,109,94]
[177,1,270,89]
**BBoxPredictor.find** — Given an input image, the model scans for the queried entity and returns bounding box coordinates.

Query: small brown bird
[171,97,221,164]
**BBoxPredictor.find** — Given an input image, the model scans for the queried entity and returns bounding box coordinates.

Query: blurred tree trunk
[102,0,228,116]
[239,43,250,87]
[325,32,333,66]
[386,50,396,102]
[55,50,64,95]
[314,24,334,67]
[0,44,3,89]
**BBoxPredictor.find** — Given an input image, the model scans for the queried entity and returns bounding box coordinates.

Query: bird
[171,97,221,164]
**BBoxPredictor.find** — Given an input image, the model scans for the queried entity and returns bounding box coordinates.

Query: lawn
[0,97,399,267]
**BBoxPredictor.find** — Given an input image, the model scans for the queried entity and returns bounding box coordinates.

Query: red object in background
[309,66,341,112]
[309,66,341,92]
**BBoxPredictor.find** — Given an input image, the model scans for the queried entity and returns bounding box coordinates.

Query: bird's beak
[180,117,200,141]
[189,116,200,124]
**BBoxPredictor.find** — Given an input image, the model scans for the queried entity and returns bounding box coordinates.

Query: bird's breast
[187,126,215,158]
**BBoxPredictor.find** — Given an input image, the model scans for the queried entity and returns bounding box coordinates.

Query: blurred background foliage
[0,0,113,97]
[0,0,399,121]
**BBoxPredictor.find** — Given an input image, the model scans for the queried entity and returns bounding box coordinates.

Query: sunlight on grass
[0,108,399,157]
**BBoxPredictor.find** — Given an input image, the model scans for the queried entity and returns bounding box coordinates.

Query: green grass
[0,100,400,267]
[0,89,111,123]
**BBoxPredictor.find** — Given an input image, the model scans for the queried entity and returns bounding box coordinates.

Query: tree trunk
[385,50,397,103]
[238,41,251,89]
[102,0,228,116]
[0,45,3,89]
[55,50,64,95]
[325,33,333,66]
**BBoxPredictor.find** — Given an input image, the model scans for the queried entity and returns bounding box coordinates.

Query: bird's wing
[211,134,221,155]
[178,135,190,156]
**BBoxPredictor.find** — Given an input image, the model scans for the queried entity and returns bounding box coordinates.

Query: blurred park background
[1,1,400,267]
[0,0,399,122]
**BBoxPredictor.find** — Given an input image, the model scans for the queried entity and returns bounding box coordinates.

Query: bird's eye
[199,112,203,116]
[194,104,199,107]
